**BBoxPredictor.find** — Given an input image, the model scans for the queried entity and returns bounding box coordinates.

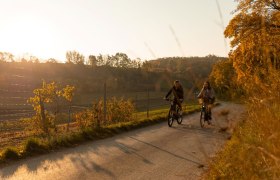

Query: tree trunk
[39,94,48,134]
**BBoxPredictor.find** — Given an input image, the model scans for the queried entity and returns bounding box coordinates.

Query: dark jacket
[165,86,184,100]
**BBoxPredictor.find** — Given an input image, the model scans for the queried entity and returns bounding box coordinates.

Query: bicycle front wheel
[177,109,183,124]
[167,110,174,127]
[200,109,206,128]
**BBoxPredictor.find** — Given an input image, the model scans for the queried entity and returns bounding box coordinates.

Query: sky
[0,0,237,62]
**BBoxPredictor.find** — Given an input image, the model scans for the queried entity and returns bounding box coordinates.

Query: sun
[0,16,57,59]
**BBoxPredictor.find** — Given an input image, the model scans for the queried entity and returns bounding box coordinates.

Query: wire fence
[0,64,199,134]
[0,88,197,121]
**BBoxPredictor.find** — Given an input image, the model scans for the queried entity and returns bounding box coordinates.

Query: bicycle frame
[200,101,210,127]
[165,98,183,127]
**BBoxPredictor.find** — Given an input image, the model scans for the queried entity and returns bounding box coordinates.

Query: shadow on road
[172,124,229,140]
[0,141,117,179]
[128,136,204,166]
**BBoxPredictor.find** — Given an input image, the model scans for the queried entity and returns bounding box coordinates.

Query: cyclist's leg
[171,100,176,114]
[208,104,212,120]
[177,99,183,115]
[173,99,180,117]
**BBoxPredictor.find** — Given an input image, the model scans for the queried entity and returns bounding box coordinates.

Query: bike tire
[177,109,183,124]
[200,109,206,128]
[167,110,173,127]
[177,115,183,124]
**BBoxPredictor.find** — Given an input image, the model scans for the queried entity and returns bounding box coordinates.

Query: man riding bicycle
[197,81,215,121]
[164,80,184,118]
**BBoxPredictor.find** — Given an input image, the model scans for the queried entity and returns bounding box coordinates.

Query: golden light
[1,16,57,59]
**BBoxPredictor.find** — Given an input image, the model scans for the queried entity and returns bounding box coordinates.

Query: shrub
[74,109,94,129]
[107,97,135,123]
[1,147,20,160]
[73,97,136,128]
[23,138,48,155]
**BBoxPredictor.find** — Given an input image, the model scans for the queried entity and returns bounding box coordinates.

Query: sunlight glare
[0,17,57,59]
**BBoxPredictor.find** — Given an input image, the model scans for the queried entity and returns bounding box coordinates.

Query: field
[0,60,205,163]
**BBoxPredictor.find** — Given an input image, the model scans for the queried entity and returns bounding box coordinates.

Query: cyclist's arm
[197,88,204,98]
[165,88,173,99]
[181,87,184,100]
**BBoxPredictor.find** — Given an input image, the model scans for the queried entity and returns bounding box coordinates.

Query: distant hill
[0,55,226,105]
[142,55,227,89]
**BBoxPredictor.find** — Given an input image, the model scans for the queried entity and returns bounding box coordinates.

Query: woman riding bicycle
[165,80,184,118]
[197,81,215,120]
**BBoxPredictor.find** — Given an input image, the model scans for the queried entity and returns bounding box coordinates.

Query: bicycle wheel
[177,109,183,124]
[167,110,174,127]
[200,109,206,128]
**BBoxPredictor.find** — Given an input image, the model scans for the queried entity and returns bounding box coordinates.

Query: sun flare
[0,17,57,59]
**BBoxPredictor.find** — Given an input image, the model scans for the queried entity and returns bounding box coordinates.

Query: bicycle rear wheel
[200,109,206,128]
[167,110,174,127]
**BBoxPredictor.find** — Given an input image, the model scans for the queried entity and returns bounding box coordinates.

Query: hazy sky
[0,0,237,62]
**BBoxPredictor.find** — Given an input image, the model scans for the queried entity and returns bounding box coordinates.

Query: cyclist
[164,80,184,118]
[197,81,215,121]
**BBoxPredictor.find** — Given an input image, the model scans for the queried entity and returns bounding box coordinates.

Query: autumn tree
[61,85,75,131]
[88,55,97,68]
[46,58,59,63]
[66,51,85,65]
[28,81,75,134]
[28,81,60,134]
[96,54,105,66]
[0,52,14,62]
[111,53,131,68]
[209,59,242,99]
[224,0,280,92]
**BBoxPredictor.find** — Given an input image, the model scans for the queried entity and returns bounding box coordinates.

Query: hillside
[0,55,224,121]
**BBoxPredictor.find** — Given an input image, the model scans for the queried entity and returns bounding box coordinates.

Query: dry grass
[206,100,280,179]
[219,109,230,116]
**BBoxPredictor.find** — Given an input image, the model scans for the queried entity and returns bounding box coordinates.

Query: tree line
[0,51,142,68]
[0,54,224,94]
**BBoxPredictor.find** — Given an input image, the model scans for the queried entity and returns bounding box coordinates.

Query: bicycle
[199,99,211,128]
[165,98,183,127]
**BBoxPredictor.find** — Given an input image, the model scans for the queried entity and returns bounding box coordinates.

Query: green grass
[134,103,201,120]
[1,147,20,161]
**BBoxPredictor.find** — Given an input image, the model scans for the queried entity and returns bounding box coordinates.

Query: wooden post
[67,103,71,131]
[39,93,48,134]
[147,89,149,118]
[104,82,107,123]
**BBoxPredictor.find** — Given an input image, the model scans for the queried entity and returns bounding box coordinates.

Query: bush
[23,138,48,155]
[106,97,135,123]
[74,110,94,129]
[1,147,20,160]
[73,97,136,128]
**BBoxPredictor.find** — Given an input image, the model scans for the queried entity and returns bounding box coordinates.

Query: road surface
[0,102,244,180]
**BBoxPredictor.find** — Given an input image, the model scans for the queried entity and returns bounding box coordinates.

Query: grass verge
[206,101,280,179]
